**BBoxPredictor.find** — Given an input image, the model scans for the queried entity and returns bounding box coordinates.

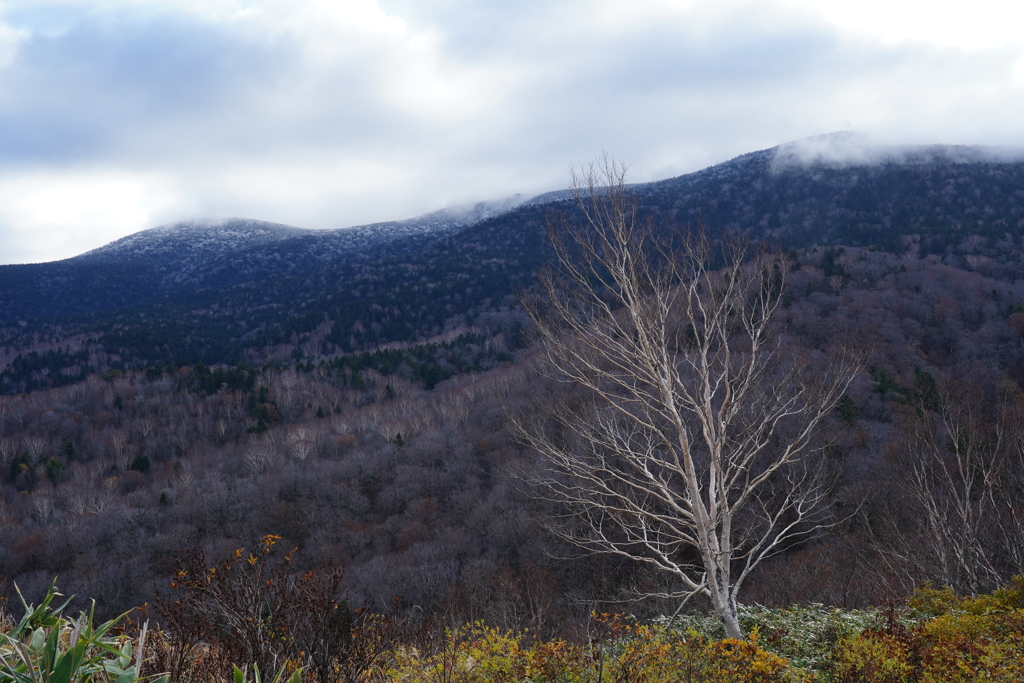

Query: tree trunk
[710,584,742,639]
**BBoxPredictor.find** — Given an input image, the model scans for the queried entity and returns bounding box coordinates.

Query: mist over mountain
[770,131,1024,169]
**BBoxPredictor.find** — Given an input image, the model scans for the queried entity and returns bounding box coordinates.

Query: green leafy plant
[0,580,168,683]
[661,603,880,675]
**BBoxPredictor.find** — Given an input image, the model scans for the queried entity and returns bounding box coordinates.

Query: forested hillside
[2,247,1022,627]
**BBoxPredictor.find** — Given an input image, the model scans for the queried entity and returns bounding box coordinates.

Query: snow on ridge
[343,193,533,232]
[63,133,1024,266]
[424,193,532,223]
[75,218,312,262]
[68,191,545,271]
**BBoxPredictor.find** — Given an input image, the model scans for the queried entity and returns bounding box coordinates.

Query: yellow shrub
[835,577,1024,683]
[463,626,527,683]
[921,612,991,642]
[698,632,793,683]
[386,624,528,683]
[833,633,912,683]
[524,639,583,683]
[907,585,961,618]
[961,575,1024,615]
[974,636,1024,683]
[384,619,795,683]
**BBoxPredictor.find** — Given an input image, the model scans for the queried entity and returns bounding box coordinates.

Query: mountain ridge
[4,135,1024,374]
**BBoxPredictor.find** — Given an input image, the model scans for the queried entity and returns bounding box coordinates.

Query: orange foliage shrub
[833,577,1024,683]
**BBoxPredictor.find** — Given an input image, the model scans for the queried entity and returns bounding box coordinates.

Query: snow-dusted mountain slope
[75,219,314,265]
[0,195,541,322]
[59,195,533,291]
[74,195,529,264]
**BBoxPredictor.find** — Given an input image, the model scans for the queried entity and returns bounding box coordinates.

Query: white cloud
[0,168,188,263]
[0,17,26,67]
[784,0,1024,50]
[0,0,1023,264]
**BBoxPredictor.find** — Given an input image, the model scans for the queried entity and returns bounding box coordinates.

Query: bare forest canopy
[1,142,1024,633]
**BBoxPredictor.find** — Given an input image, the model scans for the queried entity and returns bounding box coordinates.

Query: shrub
[833,633,912,683]
[833,577,1024,682]
[153,535,404,683]
[386,617,795,683]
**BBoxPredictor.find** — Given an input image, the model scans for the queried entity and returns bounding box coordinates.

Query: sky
[0,0,1022,264]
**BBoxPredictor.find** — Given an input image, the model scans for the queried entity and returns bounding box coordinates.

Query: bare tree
[287,426,318,461]
[514,159,857,638]
[133,416,155,440]
[59,483,91,518]
[91,476,120,513]
[873,382,1024,593]
[0,438,17,471]
[435,395,470,425]
[109,429,132,470]
[22,435,48,460]
[245,442,280,475]
[31,492,54,524]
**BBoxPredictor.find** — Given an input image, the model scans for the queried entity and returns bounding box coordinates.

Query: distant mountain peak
[7,136,1024,339]
[73,194,533,268]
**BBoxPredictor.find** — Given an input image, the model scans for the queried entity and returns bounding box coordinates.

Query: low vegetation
[4,574,1023,682]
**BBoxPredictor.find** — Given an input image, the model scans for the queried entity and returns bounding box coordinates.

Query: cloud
[0,0,1023,263]
[0,167,187,264]
[770,131,1024,171]
[783,0,1024,50]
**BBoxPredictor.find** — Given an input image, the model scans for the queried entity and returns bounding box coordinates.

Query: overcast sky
[0,0,1022,264]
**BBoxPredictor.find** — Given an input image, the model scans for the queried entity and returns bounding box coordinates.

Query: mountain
[3,134,1024,378]
[75,195,533,280]
[0,196,531,322]
[71,219,314,288]
[633,134,1024,252]
[3,231,1023,623]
